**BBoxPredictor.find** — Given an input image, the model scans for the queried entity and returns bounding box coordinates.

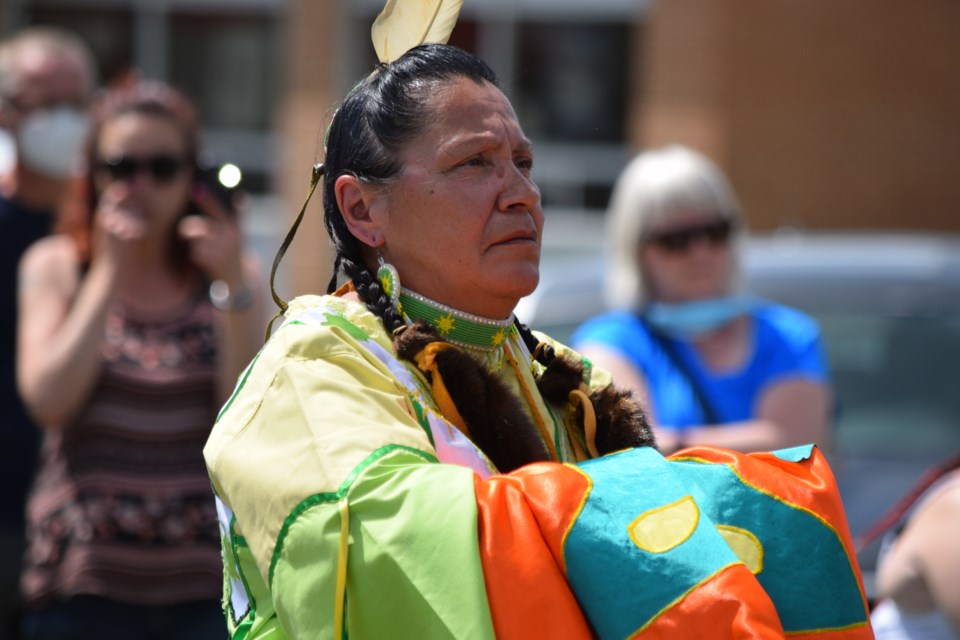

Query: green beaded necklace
[399,288,515,352]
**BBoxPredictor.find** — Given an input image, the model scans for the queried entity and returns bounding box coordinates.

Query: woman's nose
[498,165,540,212]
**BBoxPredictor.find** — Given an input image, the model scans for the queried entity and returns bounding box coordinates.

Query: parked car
[517,229,960,598]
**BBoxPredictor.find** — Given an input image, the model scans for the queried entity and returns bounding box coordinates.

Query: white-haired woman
[573,145,833,455]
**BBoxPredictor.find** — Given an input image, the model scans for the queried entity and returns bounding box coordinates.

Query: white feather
[371,0,465,64]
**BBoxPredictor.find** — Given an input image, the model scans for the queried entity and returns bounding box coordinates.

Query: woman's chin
[503,264,540,296]
[494,270,540,313]
[448,273,538,318]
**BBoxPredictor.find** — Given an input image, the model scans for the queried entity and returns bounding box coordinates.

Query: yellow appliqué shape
[716,525,764,574]
[491,328,506,347]
[435,314,455,335]
[628,495,699,554]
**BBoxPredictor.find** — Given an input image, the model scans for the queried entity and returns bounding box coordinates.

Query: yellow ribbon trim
[569,386,600,458]
[531,341,550,363]
[413,342,470,438]
[562,416,590,463]
[505,344,560,462]
[334,497,349,640]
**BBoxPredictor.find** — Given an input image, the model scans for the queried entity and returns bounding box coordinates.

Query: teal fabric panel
[564,448,741,639]
[671,458,867,632]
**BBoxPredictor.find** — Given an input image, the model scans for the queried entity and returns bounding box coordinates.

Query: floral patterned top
[22,288,223,607]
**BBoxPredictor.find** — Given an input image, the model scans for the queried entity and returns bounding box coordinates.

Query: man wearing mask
[0,26,95,639]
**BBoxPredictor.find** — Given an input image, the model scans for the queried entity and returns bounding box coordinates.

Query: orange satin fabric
[634,563,785,638]
[473,465,594,639]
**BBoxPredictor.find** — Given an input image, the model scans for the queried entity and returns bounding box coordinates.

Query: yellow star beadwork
[398,290,514,352]
[435,314,456,335]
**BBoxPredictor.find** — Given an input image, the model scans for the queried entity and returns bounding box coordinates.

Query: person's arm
[579,334,832,455]
[17,185,146,428]
[209,256,264,403]
[876,480,960,631]
[915,483,960,630]
[680,377,832,453]
[178,187,265,403]
[17,238,122,428]
[206,324,503,640]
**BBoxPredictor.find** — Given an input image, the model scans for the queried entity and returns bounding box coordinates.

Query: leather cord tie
[569,385,600,458]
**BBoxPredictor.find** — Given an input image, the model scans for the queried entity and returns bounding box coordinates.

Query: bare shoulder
[19,234,81,291]
[921,473,960,519]
[900,473,960,554]
[21,234,77,269]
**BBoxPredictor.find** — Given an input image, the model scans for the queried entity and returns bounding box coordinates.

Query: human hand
[177,184,245,286]
[92,182,148,269]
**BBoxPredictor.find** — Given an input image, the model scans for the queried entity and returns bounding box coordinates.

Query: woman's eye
[516,157,534,172]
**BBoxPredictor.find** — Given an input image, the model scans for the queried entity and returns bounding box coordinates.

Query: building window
[516,21,631,144]
[168,12,278,132]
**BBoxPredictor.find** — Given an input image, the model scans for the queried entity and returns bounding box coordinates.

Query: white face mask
[17,106,89,179]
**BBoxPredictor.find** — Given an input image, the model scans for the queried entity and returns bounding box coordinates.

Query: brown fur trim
[589,385,657,453]
[394,321,551,472]
[534,350,658,455]
[537,355,586,406]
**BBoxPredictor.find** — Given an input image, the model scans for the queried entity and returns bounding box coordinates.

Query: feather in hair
[371,0,465,63]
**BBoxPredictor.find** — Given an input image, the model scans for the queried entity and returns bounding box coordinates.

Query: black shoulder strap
[854,453,960,553]
[639,316,720,426]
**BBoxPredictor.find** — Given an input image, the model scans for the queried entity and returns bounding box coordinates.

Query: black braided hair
[320,43,499,333]
[325,252,342,296]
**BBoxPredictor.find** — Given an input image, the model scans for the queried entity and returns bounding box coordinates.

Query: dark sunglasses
[96,154,187,183]
[646,219,736,252]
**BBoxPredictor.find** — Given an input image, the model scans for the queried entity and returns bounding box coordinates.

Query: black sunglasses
[646,219,736,252]
[96,154,187,183]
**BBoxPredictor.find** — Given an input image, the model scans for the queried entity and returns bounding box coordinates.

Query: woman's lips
[493,230,539,246]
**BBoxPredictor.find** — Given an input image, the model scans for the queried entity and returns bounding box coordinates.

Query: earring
[377,251,401,309]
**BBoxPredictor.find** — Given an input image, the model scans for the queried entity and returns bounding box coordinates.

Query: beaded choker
[399,288,514,352]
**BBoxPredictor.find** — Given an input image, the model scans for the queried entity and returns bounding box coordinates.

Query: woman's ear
[335,174,385,248]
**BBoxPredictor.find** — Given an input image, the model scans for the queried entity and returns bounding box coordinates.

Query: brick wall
[637,1,960,231]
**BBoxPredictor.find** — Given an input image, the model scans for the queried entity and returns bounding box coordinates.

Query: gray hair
[604,145,745,309]
[0,27,96,102]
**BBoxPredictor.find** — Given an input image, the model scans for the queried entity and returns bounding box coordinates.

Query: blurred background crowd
[1,0,959,638]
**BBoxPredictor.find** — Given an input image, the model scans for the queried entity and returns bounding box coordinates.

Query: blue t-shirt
[571,303,828,429]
